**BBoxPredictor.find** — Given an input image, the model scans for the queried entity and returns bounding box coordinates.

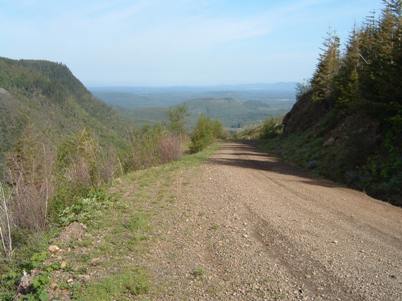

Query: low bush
[0,183,12,258]
[260,117,283,139]
[158,134,182,163]
[127,125,183,170]
[189,115,223,153]
[52,129,104,213]
[5,128,55,231]
[0,119,193,297]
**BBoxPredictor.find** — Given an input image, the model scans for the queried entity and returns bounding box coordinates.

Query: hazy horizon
[1,0,382,86]
[88,81,298,89]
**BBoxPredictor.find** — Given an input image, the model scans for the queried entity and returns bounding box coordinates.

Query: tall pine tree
[311,32,341,102]
[334,28,361,106]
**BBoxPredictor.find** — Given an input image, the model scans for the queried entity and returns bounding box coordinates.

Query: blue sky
[0,0,383,86]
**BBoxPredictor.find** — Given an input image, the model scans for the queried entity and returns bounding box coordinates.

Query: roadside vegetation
[189,114,224,153]
[0,59,224,299]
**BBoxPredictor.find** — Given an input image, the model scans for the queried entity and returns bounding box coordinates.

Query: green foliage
[0,57,131,180]
[296,80,311,99]
[333,29,361,106]
[113,97,294,130]
[0,57,198,300]
[73,269,149,300]
[0,233,54,301]
[29,272,50,301]
[52,129,103,213]
[283,1,402,204]
[260,117,283,139]
[58,189,113,227]
[189,115,223,153]
[191,267,205,278]
[127,125,165,169]
[167,104,188,135]
[311,32,341,102]
[21,259,63,301]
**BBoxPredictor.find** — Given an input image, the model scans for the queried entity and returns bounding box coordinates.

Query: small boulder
[58,222,86,243]
[48,245,61,254]
[0,88,11,95]
[90,257,101,266]
[60,261,67,269]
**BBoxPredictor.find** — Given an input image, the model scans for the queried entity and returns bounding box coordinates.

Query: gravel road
[143,142,402,300]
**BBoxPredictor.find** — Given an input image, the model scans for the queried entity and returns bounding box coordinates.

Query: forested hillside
[0,56,225,300]
[259,1,402,205]
[0,57,129,171]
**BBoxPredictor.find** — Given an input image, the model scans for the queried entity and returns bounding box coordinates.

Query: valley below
[91,85,295,129]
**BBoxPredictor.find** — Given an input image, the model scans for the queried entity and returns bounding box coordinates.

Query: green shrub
[58,189,112,227]
[127,125,182,170]
[189,115,222,153]
[52,129,102,213]
[167,104,188,136]
[260,117,283,139]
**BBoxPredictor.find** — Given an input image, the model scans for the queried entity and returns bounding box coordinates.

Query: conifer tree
[387,0,402,107]
[311,32,341,102]
[334,29,361,105]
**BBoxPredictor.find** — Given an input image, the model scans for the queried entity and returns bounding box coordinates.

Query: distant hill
[183,97,292,128]
[115,97,294,129]
[91,84,296,129]
[90,83,296,109]
[0,57,129,171]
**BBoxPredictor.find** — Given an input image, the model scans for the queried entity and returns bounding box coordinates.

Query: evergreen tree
[387,0,402,107]
[311,32,341,102]
[334,29,361,105]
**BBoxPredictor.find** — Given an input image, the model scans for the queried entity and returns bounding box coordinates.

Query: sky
[0,0,383,86]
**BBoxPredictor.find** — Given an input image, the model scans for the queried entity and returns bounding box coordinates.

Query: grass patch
[191,267,205,278]
[72,269,149,301]
[0,144,217,300]
[62,144,217,299]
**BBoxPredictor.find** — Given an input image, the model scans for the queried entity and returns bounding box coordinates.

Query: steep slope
[260,2,402,205]
[0,57,129,169]
[263,86,401,205]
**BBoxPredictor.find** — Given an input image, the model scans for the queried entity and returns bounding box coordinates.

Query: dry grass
[158,135,182,163]
[0,183,13,258]
[6,143,55,231]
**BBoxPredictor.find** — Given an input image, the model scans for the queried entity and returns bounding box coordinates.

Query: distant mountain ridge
[90,84,296,129]
[90,83,296,109]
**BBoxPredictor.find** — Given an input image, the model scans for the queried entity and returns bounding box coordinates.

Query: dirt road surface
[142,142,402,300]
